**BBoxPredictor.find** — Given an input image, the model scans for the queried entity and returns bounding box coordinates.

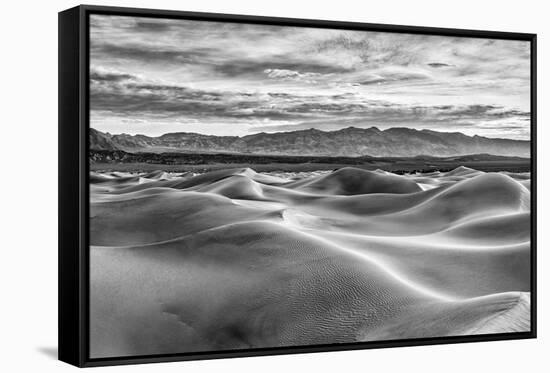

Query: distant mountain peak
[89,126,529,158]
[300,128,322,133]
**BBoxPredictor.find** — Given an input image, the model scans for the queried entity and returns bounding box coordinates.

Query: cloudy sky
[90,15,531,139]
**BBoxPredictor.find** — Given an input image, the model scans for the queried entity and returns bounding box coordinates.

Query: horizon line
[90,125,531,142]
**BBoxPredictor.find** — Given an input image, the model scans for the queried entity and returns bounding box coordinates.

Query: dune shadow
[37,346,58,360]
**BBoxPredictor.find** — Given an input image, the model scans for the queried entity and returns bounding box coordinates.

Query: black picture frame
[59,4,537,367]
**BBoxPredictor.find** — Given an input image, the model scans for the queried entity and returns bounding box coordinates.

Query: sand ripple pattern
[89,166,531,358]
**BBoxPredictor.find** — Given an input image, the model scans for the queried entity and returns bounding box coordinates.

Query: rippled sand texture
[89,167,531,358]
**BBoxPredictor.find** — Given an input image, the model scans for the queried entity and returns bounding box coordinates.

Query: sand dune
[286,167,422,195]
[89,166,531,358]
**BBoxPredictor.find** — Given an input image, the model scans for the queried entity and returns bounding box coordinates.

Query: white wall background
[1,0,547,371]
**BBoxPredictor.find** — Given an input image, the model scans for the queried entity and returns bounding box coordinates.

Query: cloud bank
[90,15,531,140]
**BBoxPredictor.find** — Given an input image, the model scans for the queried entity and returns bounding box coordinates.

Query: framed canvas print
[58,5,537,367]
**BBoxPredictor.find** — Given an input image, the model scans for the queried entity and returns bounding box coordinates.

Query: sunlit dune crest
[89,166,531,358]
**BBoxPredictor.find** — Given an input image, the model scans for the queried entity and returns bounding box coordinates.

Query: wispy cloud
[427,62,454,68]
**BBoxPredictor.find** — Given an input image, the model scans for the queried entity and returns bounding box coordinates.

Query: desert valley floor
[89,166,531,358]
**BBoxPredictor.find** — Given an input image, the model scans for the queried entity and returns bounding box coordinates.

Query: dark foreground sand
[89,166,531,358]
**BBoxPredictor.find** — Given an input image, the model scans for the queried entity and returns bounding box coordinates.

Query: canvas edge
[57,4,537,368]
[58,5,86,368]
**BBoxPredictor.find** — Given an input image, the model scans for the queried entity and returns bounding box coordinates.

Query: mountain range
[90,127,530,158]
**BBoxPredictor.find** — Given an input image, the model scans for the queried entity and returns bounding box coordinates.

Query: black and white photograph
[88,14,532,359]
